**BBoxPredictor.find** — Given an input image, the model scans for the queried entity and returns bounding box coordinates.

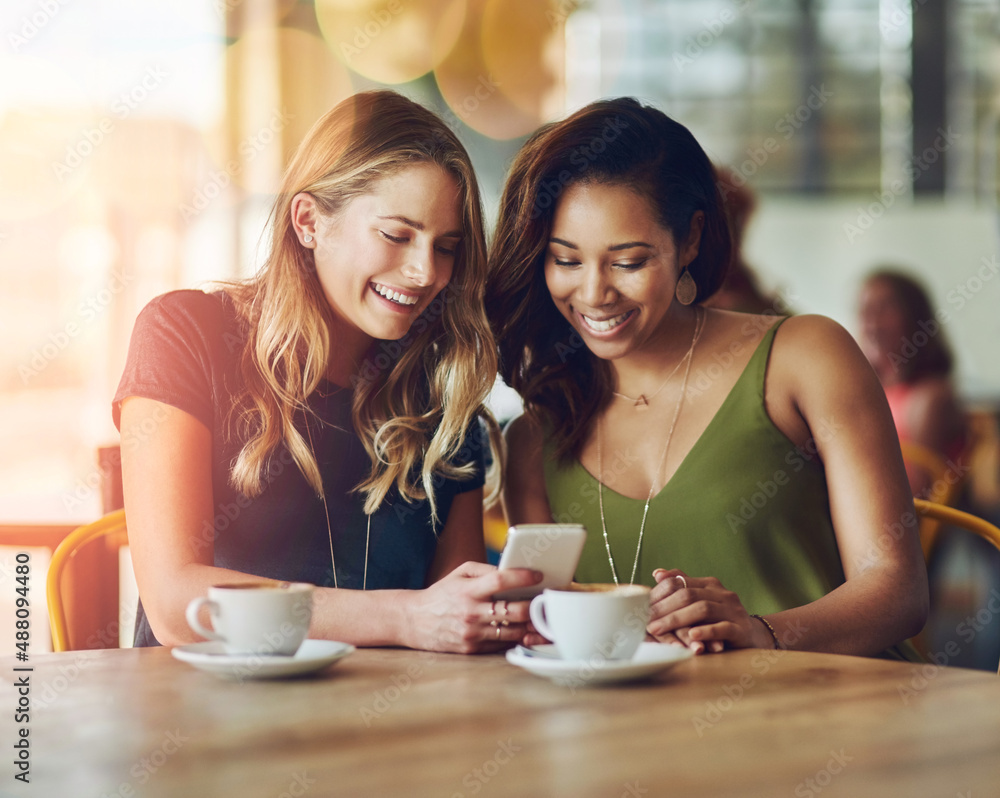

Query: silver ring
[676,575,687,590]
[501,600,509,617]
[489,601,497,617]
[495,625,502,640]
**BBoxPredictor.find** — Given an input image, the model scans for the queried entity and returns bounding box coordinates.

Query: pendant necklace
[612,352,688,410]
[306,417,370,590]
[597,307,704,585]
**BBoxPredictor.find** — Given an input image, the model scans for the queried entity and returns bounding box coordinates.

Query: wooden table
[3,645,999,797]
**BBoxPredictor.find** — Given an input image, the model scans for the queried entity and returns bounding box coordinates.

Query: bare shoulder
[504,412,547,478]
[764,314,887,440]
[773,313,858,350]
[502,412,553,525]
[770,314,872,377]
[504,412,543,456]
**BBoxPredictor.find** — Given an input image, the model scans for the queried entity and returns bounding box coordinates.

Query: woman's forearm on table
[763,566,928,655]
[144,563,410,648]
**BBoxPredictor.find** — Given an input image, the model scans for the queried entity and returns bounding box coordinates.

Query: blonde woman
[116,91,540,652]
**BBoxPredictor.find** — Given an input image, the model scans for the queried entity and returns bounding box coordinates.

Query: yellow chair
[902,442,968,558]
[913,499,1000,674]
[484,504,509,559]
[914,499,1000,554]
[46,509,127,653]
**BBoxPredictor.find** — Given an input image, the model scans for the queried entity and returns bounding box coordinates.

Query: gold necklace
[305,418,370,590]
[611,353,688,409]
[597,307,704,585]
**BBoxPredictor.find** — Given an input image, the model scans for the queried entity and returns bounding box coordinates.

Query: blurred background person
[858,268,1000,671]
[856,268,967,499]
[704,165,788,316]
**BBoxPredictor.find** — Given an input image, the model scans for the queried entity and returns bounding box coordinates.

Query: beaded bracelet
[751,614,780,649]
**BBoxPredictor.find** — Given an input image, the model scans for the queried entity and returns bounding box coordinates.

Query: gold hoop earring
[675,268,697,305]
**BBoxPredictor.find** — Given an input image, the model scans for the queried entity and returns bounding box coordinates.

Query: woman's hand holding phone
[493,524,587,601]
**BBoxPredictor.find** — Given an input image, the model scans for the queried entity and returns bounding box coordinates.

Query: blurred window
[570,0,999,198]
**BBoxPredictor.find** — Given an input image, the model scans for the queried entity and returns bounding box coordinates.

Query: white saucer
[172,639,355,680]
[505,642,692,686]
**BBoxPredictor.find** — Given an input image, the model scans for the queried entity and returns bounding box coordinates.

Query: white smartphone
[493,523,587,601]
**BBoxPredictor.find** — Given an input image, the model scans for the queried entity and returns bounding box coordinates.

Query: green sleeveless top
[543,318,918,661]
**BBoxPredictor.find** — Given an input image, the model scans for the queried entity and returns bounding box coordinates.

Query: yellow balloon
[482,0,565,121]
[316,0,466,84]
[436,0,565,140]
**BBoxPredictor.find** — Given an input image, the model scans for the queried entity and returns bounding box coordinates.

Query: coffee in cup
[185,581,314,656]
[529,583,650,661]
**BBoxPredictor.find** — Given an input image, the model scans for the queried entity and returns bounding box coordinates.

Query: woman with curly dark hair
[487,97,926,660]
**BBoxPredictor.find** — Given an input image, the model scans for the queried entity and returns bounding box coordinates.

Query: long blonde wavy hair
[225,90,500,523]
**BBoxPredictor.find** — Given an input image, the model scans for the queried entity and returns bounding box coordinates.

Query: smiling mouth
[372,282,419,306]
[581,310,633,332]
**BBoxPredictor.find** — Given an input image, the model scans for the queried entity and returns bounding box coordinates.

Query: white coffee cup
[529,583,651,662]
[185,582,314,656]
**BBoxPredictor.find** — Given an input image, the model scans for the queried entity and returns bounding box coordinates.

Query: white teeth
[582,311,631,332]
[373,283,418,305]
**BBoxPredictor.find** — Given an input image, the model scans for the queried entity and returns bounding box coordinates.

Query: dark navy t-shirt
[114,290,486,646]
